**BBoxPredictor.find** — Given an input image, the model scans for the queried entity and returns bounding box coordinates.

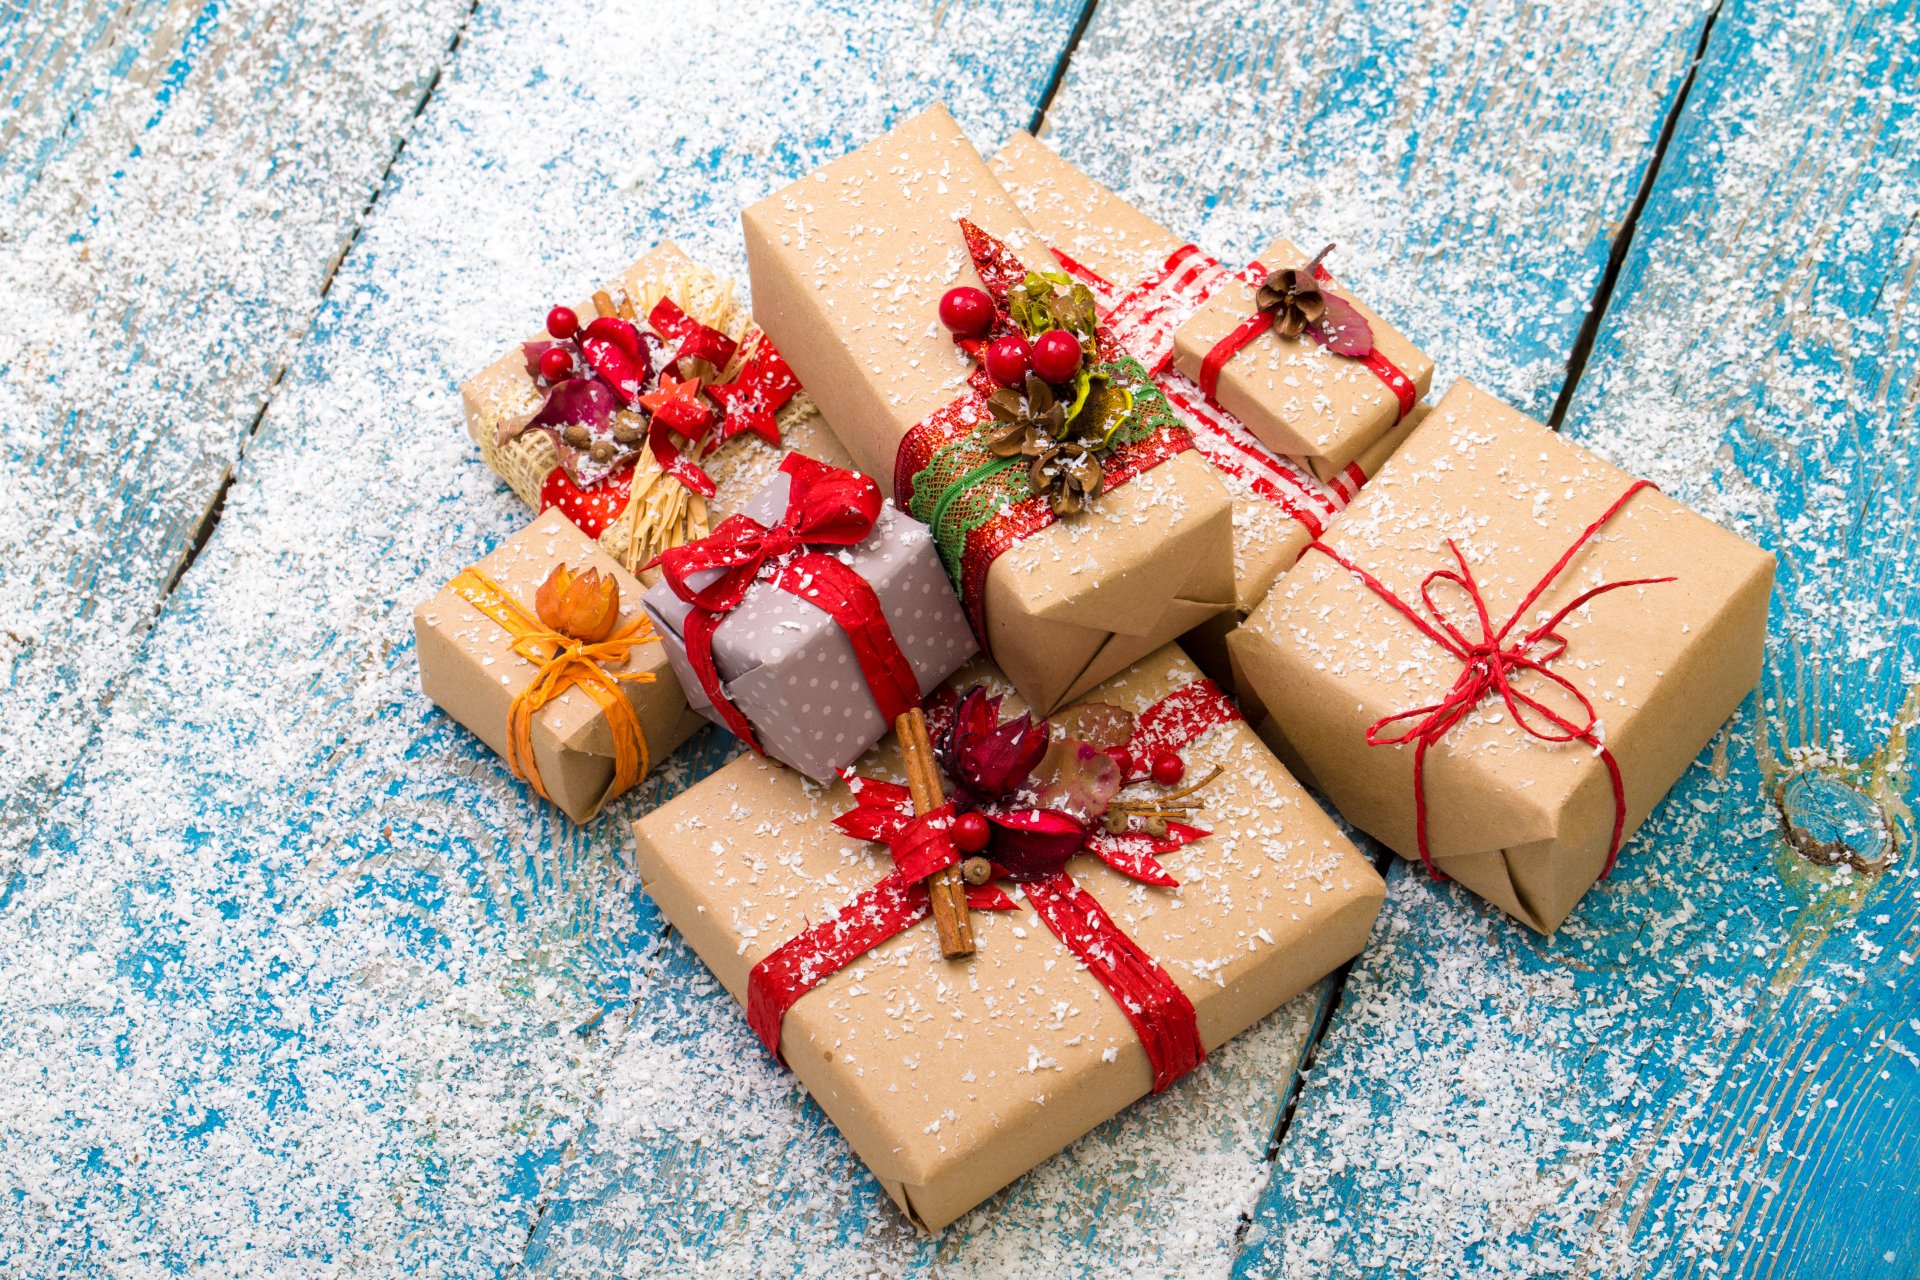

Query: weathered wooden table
[3,1,1914,1275]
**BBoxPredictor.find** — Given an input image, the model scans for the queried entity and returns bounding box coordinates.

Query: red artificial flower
[939,687,1050,803]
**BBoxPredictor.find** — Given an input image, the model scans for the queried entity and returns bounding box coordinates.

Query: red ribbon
[654,453,921,754]
[1305,479,1674,879]
[640,300,800,497]
[1199,262,1417,422]
[745,678,1242,1092]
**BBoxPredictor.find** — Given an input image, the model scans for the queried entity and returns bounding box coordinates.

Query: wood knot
[1776,771,1895,874]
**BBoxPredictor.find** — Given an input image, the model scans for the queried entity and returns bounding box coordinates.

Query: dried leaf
[1314,292,1375,357]
[1029,738,1125,821]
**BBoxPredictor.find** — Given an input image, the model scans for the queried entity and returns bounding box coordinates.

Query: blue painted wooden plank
[0,0,471,875]
[1035,0,1719,422]
[0,2,1091,1274]
[1235,1,1920,1276]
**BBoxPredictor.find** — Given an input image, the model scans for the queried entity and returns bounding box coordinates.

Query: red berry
[938,286,993,338]
[984,334,1032,388]
[538,347,574,382]
[952,811,991,854]
[1031,329,1083,384]
[1150,750,1185,786]
[546,306,579,339]
[1104,746,1133,778]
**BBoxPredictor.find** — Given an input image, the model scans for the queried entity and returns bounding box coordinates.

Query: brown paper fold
[1229,381,1774,932]
[414,509,706,822]
[986,132,1427,713]
[742,106,1234,715]
[632,644,1383,1229]
[1171,238,1433,483]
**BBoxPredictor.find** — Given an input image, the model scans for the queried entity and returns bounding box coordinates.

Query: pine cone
[985,374,1066,457]
[1255,244,1336,338]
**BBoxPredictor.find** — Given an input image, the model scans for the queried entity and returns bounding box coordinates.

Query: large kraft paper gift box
[461,241,854,576]
[415,508,701,823]
[632,644,1383,1229]
[987,131,1428,709]
[1229,381,1775,933]
[742,106,1236,716]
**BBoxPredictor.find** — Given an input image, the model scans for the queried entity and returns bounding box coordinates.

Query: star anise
[985,374,1065,457]
[1254,244,1334,338]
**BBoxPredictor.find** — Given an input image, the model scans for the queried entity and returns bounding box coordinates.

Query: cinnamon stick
[895,708,974,959]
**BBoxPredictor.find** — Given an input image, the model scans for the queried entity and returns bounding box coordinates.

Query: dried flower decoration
[534,563,620,643]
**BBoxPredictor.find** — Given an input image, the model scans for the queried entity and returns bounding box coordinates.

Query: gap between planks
[1027,0,1099,135]
[161,0,483,605]
[1548,0,1726,430]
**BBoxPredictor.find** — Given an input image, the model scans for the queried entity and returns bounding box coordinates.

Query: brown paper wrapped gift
[461,242,853,575]
[987,132,1427,713]
[415,508,704,823]
[742,106,1235,716]
[1170,234,1433,486]
[632,644,1383,1229]
[1229,381,1774,933]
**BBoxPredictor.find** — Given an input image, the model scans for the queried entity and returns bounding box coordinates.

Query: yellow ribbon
[449,567,659,809]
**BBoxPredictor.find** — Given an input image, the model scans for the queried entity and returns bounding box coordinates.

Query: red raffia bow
[745,678,1243,1094]
[1199,258,1416,423]
[1305,478,1674,880]
[652,453,920,754]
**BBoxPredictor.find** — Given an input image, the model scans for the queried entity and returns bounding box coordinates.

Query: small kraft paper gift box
[1229,381,1775,933]
[415,508,701,823]
[1168,219,1434,487]
[743,106,1236,716]
[461,242,854,576]
[643,452,977,782]
[987,132,1429,710]
[632,643,1384,1230]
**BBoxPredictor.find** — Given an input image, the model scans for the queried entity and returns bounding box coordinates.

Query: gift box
[461,242,853,575]
[1169,233,1433,487]
[1229,381,1775,933]
[415,508,704,823]
[632,643,1384,1230]
[987,132,1428,715]
[742,106,1235,716]
[643,453,977,783]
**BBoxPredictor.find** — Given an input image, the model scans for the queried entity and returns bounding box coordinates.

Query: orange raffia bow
[449,567,659,809]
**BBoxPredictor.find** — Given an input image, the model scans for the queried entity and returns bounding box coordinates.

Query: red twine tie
[745,678,1243,1091]
[1199,262,1417,422]
[1305,479,1674,879]
[653,453,921,754]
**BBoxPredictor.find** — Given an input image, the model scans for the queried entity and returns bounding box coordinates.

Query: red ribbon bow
[745,678,1244,1094]
[1306,479,1674,880]
[652,453,920,755]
